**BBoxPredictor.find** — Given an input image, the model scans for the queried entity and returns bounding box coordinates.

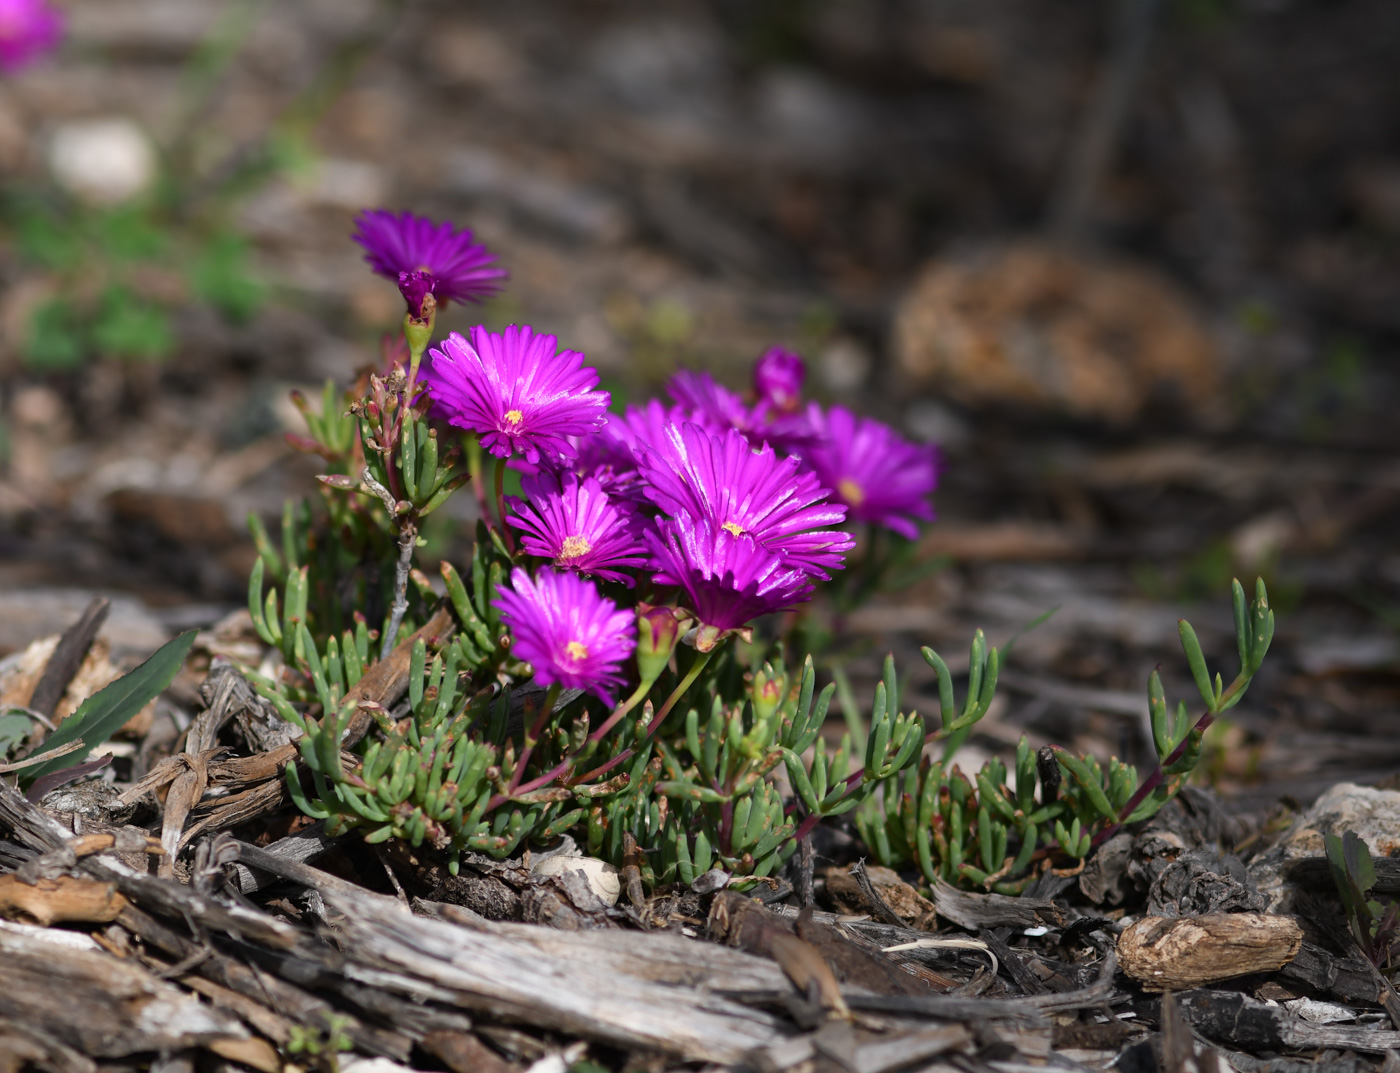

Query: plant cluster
[224,206,1281,896]
[1327,831,1400,972]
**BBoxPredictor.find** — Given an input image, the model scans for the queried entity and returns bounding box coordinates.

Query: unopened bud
[636,602,687,682]
[751,663,785,722]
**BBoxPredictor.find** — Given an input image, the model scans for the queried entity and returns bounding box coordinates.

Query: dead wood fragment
[0,874,126,925]
[0,924,248,1058]
[227,820,336,894]
[116,904,414,1060]
[205,1037,281,1073]
[28,597,110,719]
[1176,990,1400,1054]
[420,1030,516,1073]
[325,883,791,1063]
[1279,940,1379,1005]
[931,877,1064,930]
[1118,913,1302,990]
[709,891,930,998]
[0,1019,96,1073]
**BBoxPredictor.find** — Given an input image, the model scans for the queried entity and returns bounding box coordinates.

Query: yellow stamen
[559,535,593,561]
[504,409,524,426]
[566,641,589,661]
[838,478,864,507]
[721,520,746,537]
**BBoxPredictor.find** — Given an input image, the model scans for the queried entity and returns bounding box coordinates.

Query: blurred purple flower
[753,347,805,413]
[800,404,938,540]
[667,370,751,434]
[421,325,610,464]
[508,469,651,586]
[647,512,814,643]
[495,567,635,703]
[638,422,853,579]
[0,0,61,71]
[352,209,505,309]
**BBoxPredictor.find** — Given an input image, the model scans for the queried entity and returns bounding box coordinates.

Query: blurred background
[1,0,1397,803]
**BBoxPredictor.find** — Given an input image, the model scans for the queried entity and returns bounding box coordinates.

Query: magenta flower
[507,470,651,586]
[800,405,938,540]
[352,209,505,309]
[753,347,805,413]
[0,0,61,71]
[421,325,610,464]
[638,422,853,579]
[667,370,751,435]
[647,512,813,646]
[495,567,636,703]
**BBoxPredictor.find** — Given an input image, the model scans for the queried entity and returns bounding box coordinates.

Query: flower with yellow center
[838,478,864,507]
[559,534,593,561]
[721,520,746,537]
[566,640,590,661]
[504,409,524,426]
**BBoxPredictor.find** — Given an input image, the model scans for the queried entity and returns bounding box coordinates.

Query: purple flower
[800,405,938,540]
[421,325,610,464]
[754,347,805,413]
[647,513,813,644]
[352,209,505,309]
[638,422,853,579]
[495,567,636,703]
[0,0,61,71]
[507,469,651,586]
[397,269,434,320]
[667,370,751,435]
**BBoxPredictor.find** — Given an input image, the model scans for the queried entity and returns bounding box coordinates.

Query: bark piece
[0,924,247,1058]
[1118,913,1302,991]
[0,874,126,925]
[29,597,110,719]
[931,877,1063,930]
[1177,989,1400,1054]
[710,891,930,998]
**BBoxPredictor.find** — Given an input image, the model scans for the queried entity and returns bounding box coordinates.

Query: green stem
[589,672,660,743]
[646,647,716,736]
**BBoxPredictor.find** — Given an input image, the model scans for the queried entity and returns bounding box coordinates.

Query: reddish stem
[1092,710,1217,847]
[573,748,633,785]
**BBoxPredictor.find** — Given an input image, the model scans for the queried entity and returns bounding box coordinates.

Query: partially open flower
[647,511,814,650]
[495,567,636,703]
[638,422,853,579]
[799,404,938,539]
[352,209,505,312]
[507,469,651,586]
[421,325,610,464]
[0,0,62,72]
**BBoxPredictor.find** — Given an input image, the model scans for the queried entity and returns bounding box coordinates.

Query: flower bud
[751,663,785,723]
[636,602,687,682]
[397,270,434,320]
[753,347,804,413]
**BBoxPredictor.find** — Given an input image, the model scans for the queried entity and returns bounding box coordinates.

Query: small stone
[48,118,155,205]
[1248,782,1400,911]
[531,853,621,907]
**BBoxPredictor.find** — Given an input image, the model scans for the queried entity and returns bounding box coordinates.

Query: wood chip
[1118,913,1302,991]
